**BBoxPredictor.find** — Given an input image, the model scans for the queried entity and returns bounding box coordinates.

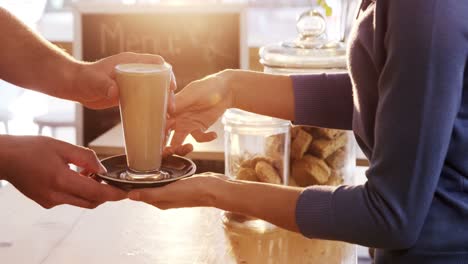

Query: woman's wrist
[217,69,238,109]
[202,176,230,208]
[216,69,294,120]
[207,177,257,217]
[205,176,302,232]
[202,176,244,211]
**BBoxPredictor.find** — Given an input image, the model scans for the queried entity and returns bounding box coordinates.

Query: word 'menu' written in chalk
[100,21,183,55]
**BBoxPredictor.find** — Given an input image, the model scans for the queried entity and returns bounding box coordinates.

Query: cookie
[265,134,285,158]
[291,128,313,160]
[324,170,344,186]
[325,147,347,169]
[308,133,347,159]
[292,155,331,186]
[305,127,344,140]
[255,161,282,184]
[236,167,259,182]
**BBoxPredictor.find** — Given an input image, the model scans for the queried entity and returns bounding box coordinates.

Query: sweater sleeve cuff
[295,185,337,238]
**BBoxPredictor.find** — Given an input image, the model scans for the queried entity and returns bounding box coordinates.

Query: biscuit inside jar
[235,155,283,185]
[290,126,350,187]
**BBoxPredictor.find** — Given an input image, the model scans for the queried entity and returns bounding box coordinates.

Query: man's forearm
[212,179,302,233]
[0,7,81,97]
[0,135,15,181]
[221,70,295,121]
[0,136,5,181]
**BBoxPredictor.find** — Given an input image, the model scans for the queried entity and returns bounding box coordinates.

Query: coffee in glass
[115,63,172,180]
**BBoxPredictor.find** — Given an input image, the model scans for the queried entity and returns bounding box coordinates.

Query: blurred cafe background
[0,0,371,262]
[0,0,359,144]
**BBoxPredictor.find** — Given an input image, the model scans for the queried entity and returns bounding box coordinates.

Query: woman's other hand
[127,173,227,209]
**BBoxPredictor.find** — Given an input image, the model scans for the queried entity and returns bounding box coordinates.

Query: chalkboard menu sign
[73,4,247,146]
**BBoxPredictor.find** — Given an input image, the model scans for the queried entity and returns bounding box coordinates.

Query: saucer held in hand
[95,155,196,190]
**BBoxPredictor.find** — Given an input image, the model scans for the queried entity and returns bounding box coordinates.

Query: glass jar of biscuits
[222,108,291,230]
[259,9,356,188]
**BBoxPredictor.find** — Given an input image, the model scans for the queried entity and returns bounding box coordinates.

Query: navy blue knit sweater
[292,0,468,262]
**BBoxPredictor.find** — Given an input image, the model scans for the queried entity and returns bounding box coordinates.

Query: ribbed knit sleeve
[291,73,353,130]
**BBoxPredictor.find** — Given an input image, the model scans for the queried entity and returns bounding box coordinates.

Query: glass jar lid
[222,108,291,129]
[260,9,347,70]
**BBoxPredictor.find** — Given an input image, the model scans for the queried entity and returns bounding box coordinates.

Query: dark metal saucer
[95,154,196,190]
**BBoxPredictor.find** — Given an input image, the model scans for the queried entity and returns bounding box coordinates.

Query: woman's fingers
[170,131,189,147]
[170,71,177,91]
[128,188,164,203]
[162,144,193,158]
[168,91,175,114]
[176,144,194,156]
[170,129,217,147]
[191,129,217,143]
[51,192,102,209]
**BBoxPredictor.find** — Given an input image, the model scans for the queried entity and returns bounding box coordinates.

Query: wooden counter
[0,183,357,264]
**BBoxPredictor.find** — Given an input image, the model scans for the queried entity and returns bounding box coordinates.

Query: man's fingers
[51,192,102,209]
[79,169,102,183]
[79,168,93,177]
[93,75,118,100]
[57,141,107,174]
[61,170,127,203]
[105,79,119,99]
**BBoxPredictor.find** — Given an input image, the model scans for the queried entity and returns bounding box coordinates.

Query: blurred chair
[33,97,75,138]
[0,82,24,134]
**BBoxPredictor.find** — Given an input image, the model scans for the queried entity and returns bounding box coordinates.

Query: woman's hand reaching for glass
[168,69,294,150]
[169,71,233,148]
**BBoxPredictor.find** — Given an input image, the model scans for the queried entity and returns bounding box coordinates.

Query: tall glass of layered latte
[115,63,172,179]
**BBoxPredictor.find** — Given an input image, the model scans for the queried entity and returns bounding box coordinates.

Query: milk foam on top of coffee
[116,63,171,74]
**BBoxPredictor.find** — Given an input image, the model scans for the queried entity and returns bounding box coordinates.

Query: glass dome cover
[260,10,347,70]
